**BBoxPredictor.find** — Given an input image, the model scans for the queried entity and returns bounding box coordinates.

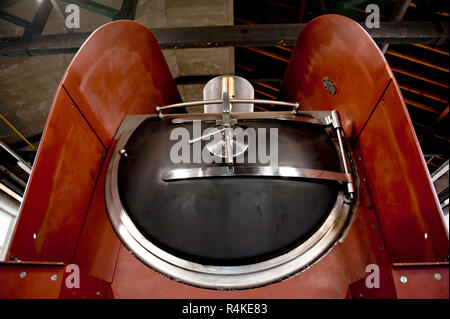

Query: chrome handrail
[155,98,299,118]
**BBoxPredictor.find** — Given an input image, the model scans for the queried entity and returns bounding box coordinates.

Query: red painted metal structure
[0,15,448,299]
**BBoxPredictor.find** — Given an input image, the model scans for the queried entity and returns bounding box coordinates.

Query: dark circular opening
[117,118,342,266]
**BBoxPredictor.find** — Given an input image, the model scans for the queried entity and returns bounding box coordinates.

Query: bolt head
[434,273,442,281]
[19,271,26,278]
[51,274,57,281]
[400,276,407,283]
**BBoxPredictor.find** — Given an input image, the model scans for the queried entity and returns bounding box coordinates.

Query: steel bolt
[51,274,57,281]
[119,149,128,157]
[400,276,407,283]
[96,291,100,296]
[19,271,26,278]
[434,273,442,281]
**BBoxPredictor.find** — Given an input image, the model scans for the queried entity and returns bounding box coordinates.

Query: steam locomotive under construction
[1,14,448,299]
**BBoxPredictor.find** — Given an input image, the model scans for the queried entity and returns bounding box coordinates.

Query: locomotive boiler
[1,15,448,298]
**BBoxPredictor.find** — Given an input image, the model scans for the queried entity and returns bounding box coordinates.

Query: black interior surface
[117,118,342,266]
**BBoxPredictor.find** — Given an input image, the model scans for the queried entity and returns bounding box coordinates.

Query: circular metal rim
[104,115,353,289]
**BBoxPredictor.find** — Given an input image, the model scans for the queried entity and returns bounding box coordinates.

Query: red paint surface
[62,20,181,148]
[391,264,449,299]
[355,82,448,262]
[282,14,392,142]
[111,244,351,299]
[349,263,449,299]
[0,262,113,299]
[283,14,448,263]
[71,141,121,282]
[7,21,180,272]
[0,262,65,299]
[8,86,105,263]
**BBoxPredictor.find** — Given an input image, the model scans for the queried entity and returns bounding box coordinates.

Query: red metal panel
[281,14,448,263]
[336,162,390,282]
[8,20,180,267]
[71,141,121,282]
[62,20,181,148]
[0,262,113,299]
[111,244,350,298]
[355,81,449,262]
[349,263,449,299]
[391,263,449,299]
[59,267,114,299]
[282,14,392,141]
[8,86,106,263]
[349,266,401,299]
[0,262,65,299]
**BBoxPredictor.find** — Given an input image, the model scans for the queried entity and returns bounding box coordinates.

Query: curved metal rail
[156,99,299,118]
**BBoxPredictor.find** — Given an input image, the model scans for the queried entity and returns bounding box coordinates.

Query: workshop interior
[0,0,448,300]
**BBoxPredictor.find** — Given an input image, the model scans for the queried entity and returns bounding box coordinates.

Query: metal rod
[156,99,299,118]
[0,112,37,151]
[330,110,355,196]
[431,159,449,183]
[386,50,449,73]
[390,66,449,89]
[0,10,30,28]
[0,165,26,188]
[399,84,448,104]
[162,166,352,183]
[0,139,32,174]
[336,128,350,177]
[232,99,298,107]
[189,127,226,144]
[436,106,449,122]
[170,112,324,125]
[404,98,439,114]
[0,181,23,202]
[157,99,222,112]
